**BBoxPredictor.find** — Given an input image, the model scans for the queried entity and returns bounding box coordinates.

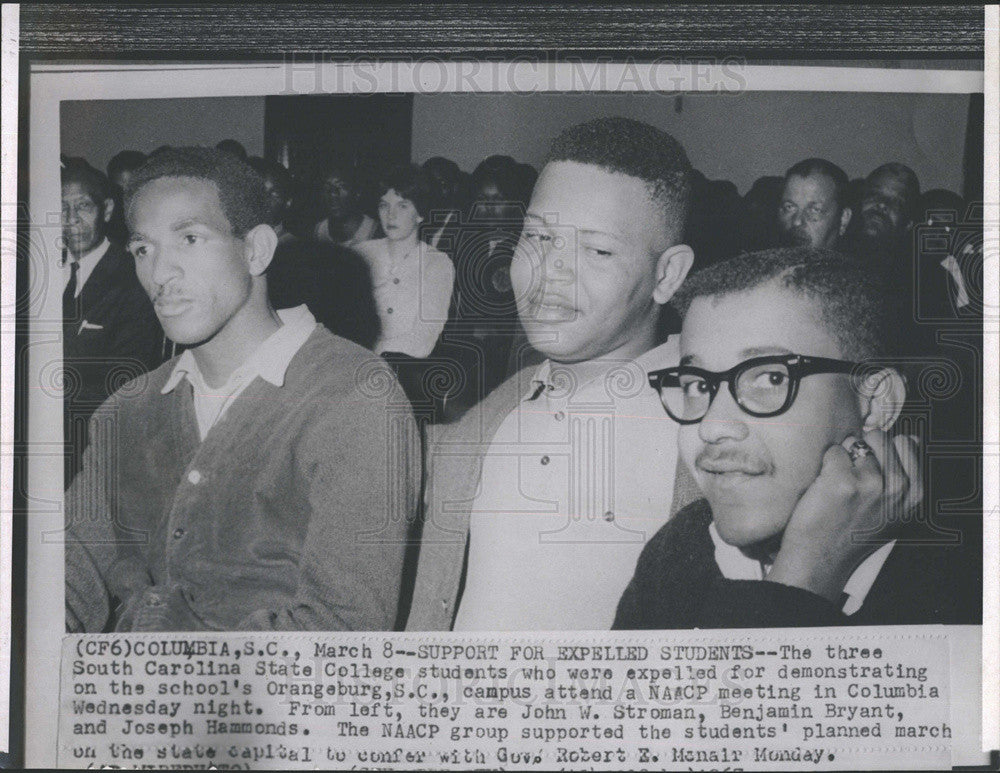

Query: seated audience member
[61,160,164,483]
[247,156,295,245]
[915,188,978,320]
[910,189,981,448]
[215,138,248,161]
[314,161,378,247]
[449,155,526,399]
[357,164,454,359]
[685,172,744,269]
[421,156,466,253]
[844,162,921,271]
[739,175,784,251]
[615,247,981,629]
[64,147,419,632]
[267,238,381,351]
[777,158,852,250]
[107,150,147,193]
[106,150,147,243]
[407,117,698,631]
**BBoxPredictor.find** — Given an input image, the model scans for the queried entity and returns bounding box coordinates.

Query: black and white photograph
[4,4,997,770]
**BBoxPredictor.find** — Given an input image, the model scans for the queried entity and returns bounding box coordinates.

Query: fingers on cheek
[822,444,853,476]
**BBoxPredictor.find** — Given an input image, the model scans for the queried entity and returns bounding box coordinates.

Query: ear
[652,243,695,305]
[838,206,852,236]
[243,224,278,277]
[101,197,115,224]
[858,366,907,432]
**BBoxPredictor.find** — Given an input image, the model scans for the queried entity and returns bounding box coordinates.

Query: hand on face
[765,430,922,603]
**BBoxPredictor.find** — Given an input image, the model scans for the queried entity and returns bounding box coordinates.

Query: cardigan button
[187,470,202,484]
[173,528,185,539]
[603,510,615,522]
[540,455,550,466]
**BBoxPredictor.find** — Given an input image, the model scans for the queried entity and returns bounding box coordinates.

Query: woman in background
[357,164,454,359]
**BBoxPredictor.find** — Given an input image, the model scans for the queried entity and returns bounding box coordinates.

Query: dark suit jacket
[63,242,164,479]
[613,498,982,629]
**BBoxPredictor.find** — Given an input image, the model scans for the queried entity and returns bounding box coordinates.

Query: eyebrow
[523,213,624,241]
[171,217,215,231]
[679,346,793,367]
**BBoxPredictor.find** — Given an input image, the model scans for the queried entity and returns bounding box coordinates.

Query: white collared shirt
[708,521,896,616]
[68,237,112,297]
[160,305,318,440]
[357,238,454,358]
[453,338,682,631]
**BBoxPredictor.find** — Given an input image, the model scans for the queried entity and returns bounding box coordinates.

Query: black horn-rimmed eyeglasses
[647,354,859,425]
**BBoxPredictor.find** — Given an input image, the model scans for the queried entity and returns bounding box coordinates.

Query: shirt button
[173,528,185,539]
[554,411,565,421]
[540,455,550,465]
[187,470,202,484]
[387,307,394,314]
[603,510,615,522]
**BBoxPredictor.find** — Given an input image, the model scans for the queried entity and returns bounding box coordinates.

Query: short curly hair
[546,116,692,243]
[124,146,268,237]
[671,247,898,360]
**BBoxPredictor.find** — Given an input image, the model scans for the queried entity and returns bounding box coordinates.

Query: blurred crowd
[59,117,983,634]
[60,136,982,458]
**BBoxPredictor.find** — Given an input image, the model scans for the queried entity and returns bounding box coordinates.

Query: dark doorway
[264,93,414,235]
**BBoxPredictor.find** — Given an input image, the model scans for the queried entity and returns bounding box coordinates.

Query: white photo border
[13,57,997,767]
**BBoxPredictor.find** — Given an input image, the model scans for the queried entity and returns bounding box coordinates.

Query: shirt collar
[68,237,112,294]
[708,520,896,615]
[523,336,680,402]
[161,305,318,395]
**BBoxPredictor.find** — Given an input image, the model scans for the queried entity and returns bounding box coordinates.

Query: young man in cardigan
[614,247,981,628]
[65,147,419,632]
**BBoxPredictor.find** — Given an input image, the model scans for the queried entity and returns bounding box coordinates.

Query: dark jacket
[613,498,982,629]
[63,242,165,479]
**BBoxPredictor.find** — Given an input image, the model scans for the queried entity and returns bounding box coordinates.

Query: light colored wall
[60,97,265,173]
[60,91,971,196]
[411,91,971,194]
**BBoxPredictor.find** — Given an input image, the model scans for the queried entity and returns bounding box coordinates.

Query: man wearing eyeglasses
[614,247,981,628]
[777,158,852,250]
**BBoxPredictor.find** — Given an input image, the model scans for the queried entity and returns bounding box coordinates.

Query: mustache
[696,449,772,475]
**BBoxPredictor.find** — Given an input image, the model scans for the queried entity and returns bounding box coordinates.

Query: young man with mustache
[614,247,981,628]
[406,117,697,631]
[64,147,419,632]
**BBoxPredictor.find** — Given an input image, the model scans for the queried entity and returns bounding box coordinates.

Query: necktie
[62,260,80,325]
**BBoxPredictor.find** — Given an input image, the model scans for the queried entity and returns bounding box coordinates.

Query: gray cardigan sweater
[65,325,420,632]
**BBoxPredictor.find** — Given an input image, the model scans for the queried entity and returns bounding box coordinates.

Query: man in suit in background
[61,160,164,483]
[777,158,852,251]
